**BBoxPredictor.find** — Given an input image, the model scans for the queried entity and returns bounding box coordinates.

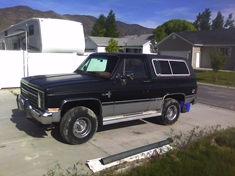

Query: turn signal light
[48,108,59,112]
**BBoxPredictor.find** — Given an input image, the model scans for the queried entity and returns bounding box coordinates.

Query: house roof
[87,34,153,47]
[87,36,128,47]
[175,28,235,45]
[123,34,154,46]
[157,28,235,47]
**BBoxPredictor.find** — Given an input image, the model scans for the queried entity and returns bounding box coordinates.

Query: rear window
[152,59,190,76]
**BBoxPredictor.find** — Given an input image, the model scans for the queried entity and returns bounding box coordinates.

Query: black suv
[17,53,197,144]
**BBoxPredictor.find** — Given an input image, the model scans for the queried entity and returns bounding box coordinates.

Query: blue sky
[0,0,234,28]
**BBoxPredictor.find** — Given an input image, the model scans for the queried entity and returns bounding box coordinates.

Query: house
[85,34,155,54]
[157,28,235,71]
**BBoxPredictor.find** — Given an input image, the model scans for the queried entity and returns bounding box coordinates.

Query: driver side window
[118,58,147,79]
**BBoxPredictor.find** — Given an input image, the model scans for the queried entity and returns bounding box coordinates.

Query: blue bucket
[180,101,191,113]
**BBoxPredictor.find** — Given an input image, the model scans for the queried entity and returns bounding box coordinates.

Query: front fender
[60,98,103,124]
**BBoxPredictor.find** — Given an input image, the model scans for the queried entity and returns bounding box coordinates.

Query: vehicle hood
[22,72,104,89]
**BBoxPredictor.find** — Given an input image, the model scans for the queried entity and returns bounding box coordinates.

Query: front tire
[158,98,180,125]
[60,106,98,144]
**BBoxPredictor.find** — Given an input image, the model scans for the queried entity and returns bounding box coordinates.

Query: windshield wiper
[74,70,103,78]
[87,71,100,77]
[74,69,85,73]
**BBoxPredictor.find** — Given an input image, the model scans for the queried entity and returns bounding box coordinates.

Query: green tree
[193,12,202,30]
[104,10,119,37]
[210,47,227,81]
[224,13,235,28]
[150,39,158,53]
[153,26,167,42]
[105,38,119,52]
[91,10,119,37]
[153,19,196,42]
[211,11,224,29]
[193,8,211,30]
[91,14,106,37]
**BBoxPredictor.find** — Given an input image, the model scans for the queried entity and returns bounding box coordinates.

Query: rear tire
[158,98,180,125]
[60,106,98,144]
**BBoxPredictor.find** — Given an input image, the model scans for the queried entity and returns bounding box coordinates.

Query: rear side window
[170,61,189,75]
[152,59,190,76]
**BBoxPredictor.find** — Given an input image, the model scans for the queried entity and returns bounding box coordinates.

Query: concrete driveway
[0,88,234,176]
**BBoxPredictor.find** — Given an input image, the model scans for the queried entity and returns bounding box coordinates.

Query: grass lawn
[195,70,235,87]
[96,127,235,176]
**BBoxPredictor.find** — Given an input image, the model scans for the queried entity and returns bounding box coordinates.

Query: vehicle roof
[90,52,188,61]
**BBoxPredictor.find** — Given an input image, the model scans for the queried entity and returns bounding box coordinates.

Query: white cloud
[137,20,160,28]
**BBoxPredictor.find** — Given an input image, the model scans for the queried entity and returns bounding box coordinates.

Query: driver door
[112,57,150,116]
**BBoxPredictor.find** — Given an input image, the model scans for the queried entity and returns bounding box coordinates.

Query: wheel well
[164,94,185,104]
[61,100,102,124]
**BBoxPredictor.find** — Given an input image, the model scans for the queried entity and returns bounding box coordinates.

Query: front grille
[21,82,38,108]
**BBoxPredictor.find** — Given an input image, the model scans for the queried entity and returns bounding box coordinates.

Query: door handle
[143,80,150,83]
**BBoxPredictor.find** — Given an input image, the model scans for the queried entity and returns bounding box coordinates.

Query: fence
[0,50,89,88]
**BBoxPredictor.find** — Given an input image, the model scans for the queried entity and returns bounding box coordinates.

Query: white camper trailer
[0,18,85,54]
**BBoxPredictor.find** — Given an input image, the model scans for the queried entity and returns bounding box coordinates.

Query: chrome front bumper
[16,94,60,125]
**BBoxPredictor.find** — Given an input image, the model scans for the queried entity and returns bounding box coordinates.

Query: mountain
[0,6,154,36]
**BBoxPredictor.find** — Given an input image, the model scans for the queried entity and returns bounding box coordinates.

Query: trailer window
[14,43,17,49]
[29,25,34,35]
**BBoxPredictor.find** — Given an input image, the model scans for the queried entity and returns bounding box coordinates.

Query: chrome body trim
[16,94,61,124]
[185,95,196,104]
[103,110,161,125]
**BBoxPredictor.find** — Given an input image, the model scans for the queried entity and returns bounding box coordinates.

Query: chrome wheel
[72,117,92,138]
[166,105,177,121]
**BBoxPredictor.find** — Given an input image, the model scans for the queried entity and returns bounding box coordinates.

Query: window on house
[0,43,2,50]
[5,31,8,36]
[220,47,232,58]
[17,38,21,49]
[29,25,34,36]
[126,48,142,53]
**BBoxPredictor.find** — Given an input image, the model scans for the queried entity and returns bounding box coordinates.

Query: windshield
[75,55,119,78]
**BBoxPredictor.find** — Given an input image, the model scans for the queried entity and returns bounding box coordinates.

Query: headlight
[37,91,45,109]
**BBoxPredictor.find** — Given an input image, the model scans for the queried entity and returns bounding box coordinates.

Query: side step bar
[103,111,162,125]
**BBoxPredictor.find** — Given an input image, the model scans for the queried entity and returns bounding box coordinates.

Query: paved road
[197,83,235,111]
[0,88,235,176]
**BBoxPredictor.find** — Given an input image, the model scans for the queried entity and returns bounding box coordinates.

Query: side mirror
[115,71,134,86]
[125,71,134,80]
[116,73,126,86]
